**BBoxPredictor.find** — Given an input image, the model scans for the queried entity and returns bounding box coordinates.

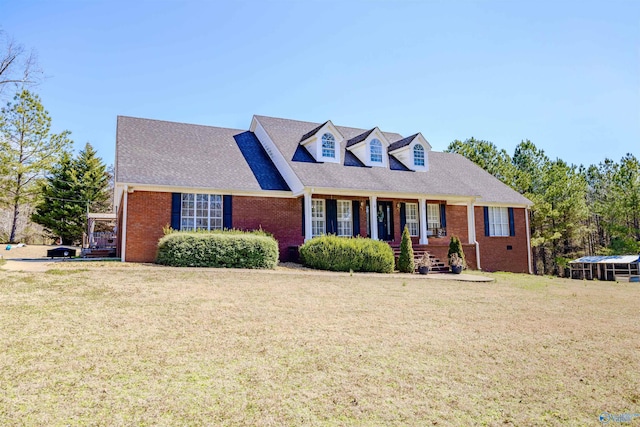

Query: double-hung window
[488,207,509,236]
[311,199,326,237]
[181,193,222,231]
[427,203,440,234]
[322,133,335,159]
[370,139,383,163]
[337,200,352,237]
[413,144,425,166]
[405,203,419,237]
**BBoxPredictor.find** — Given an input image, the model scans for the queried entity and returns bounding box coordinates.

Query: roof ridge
[118,115,245,133]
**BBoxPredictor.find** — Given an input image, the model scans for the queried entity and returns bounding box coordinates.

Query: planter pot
[451,265,463,274]
[418,266,430,275]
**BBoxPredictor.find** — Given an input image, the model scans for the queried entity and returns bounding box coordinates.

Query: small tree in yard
[448,235,466,267]
[398,225,415,273]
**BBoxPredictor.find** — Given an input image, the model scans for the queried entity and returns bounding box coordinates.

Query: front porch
[301,193,478,269]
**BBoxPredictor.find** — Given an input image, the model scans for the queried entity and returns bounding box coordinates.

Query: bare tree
[0,31,42,97]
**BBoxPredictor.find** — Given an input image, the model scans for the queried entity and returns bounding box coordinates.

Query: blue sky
[2,0,638,168]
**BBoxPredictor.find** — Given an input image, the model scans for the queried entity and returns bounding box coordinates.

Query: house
[115,115,533,273]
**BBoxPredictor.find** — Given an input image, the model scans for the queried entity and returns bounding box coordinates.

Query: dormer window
[370,139,383,163]
[321,133,336,159]
[413,144,425,166]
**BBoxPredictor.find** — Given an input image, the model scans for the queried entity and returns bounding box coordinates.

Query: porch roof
[570,255,640,264]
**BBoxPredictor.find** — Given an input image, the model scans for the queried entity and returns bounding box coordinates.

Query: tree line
[446,138,640,275]
[1,31,110,245]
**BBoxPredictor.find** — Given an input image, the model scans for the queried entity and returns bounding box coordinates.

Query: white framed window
[405,203,419,237]
[321,133,335,158]
[413,144,425,166]
[181,193,222,231]
[312,199,325,237]
[337,200,352,237]
[427,203,440,234]
[370,138,383,163]
[489,207,509,236]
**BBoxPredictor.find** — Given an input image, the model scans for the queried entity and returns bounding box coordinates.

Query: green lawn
[1,263,638,426]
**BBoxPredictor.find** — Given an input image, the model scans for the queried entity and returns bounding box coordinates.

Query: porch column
[304,191,313,242]
[419,198,428,244]
[369,196,378,240]
[467,201,476,244]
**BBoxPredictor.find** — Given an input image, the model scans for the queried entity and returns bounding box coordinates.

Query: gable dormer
[299,120,344,163]
[388,132,431,172]
[346,127,390,168]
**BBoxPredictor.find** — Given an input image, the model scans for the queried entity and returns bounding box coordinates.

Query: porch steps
[390,244,449,273]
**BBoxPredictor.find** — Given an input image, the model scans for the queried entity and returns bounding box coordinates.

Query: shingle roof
[346,128,376,147]
[388,133,419,152]
[299,121,328,142]
[116,114,532,206]
[116,116,285,192]
[254,115,532,205]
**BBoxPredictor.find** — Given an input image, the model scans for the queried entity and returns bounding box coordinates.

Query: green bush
[447,235,466,267]
[398,225,415,273]
[299,235,395,273]
[156,230,279,269]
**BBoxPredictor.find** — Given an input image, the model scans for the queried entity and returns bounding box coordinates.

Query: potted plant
[448,235,466,274]
[417,252,433,275]
[449,253,464,274]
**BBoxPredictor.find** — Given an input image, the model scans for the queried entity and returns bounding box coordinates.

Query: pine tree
[0,89,71,242]
[31,143,110,244]
[398,225,415,273]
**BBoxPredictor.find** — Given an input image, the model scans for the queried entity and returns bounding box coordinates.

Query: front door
[377,201,394,241]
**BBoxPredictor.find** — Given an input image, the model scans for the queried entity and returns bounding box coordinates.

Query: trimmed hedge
[156,230,279,269]
[299,235,395,273]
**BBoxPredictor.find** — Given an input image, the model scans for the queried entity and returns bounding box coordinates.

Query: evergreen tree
[31,143,110,244]
[0,89,71,242]
[398,225,414,273]
[447,236,465,266]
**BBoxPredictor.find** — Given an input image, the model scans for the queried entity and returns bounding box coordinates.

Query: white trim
[301,187,477,202]
[304,191,313,242]
[251,116,305,193]
[467,201,476,244]
[475,201,532,209]
[115,183,294,199]
[369,196,378,240]
[419,198,428,244]
[121,185,128,262]
[525,207,533,274]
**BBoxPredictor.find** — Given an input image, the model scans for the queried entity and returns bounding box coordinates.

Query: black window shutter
[440,203,447,230]
[484,206,490,236]
[171,193,181,230]
[352,200,360,237]
[326,199,337,234]
[508,207,515,236]
[223,195,233,229]
[399,203,406,233]
[301,198,305,236]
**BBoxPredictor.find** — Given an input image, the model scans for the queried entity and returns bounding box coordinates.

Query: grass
[0,264,638,426]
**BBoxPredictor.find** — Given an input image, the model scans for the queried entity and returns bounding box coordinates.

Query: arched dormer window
[321,133,335,158]
[370,139,383,163]
[413,144,425,166]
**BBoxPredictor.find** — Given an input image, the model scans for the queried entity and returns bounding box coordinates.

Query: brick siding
[475,206,529,273]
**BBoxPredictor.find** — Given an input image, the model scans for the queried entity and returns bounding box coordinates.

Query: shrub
[447,235,466,268]
[299,235,394,273]
[156,230,279,269]
[398,225,415,273]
